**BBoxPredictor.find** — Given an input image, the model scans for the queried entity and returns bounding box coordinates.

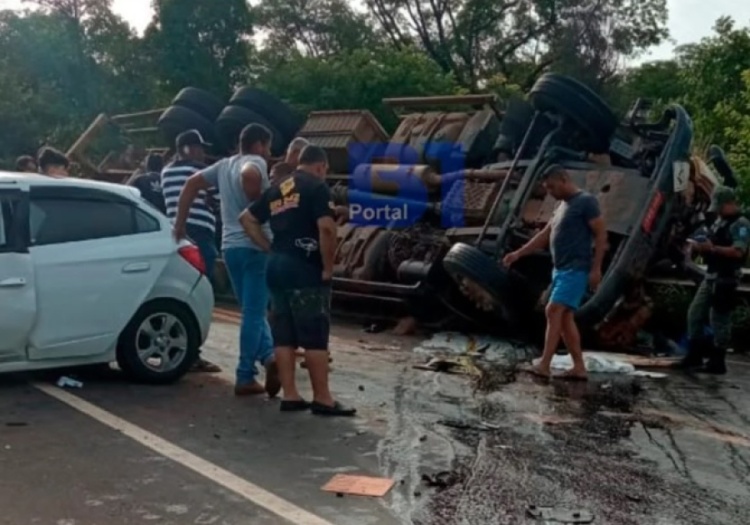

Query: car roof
[0,171,140,201]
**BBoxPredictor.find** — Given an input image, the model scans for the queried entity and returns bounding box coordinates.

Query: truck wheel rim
[135,313,189,373]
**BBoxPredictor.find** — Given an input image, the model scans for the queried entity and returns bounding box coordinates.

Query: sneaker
[234,382,266,396]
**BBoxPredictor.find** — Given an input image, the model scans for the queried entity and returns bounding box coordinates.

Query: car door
[27,185,171,360]
[0,188,36,363]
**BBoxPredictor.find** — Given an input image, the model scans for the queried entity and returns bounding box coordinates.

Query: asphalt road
[2,310,750,525]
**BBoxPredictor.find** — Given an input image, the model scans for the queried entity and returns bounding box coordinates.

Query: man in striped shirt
[162,129,221,374]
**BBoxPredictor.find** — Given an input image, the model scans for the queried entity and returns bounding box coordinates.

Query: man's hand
[693,239,714,254]
[172,223,186,242]
[589,268,602,291]
[322,269,333,282]
[502,251,521,268]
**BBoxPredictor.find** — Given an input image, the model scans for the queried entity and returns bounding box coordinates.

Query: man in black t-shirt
[239,145,356,417]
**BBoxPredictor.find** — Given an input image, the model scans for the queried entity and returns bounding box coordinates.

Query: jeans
[223,247,274,385]
[187,224,218,283]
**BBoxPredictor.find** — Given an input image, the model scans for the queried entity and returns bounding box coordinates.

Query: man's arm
[241,161,264,201]
[241,190,272,251]
[713,219,750,259]
[174,163,220,238]
[585,196,607,289]
[239,210,271,252]
[239,190,272,250]
[311,184,337,280]
[515,224,552,257]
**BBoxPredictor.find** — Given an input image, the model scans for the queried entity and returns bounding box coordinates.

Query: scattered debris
[523,414,583,426]
[437,419,501,432]
[56,376,83,389]
[321,474,395,498]
[413,357,473,375]
[526,505,594,523]
[536,353,636,375]
[421,471,458,491]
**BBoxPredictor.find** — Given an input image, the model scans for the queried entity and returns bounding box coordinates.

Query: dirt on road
[2,314,749,525]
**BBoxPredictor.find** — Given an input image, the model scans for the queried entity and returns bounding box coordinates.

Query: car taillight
[179,245,206,274]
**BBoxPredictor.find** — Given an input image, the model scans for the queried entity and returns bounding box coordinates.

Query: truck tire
[442,243,519,324]
[116,300,200,385]
[216,105,286,157]
[230,87,302,142]
[529,73,618,153]
[157,105,218,150]
[172,87,225,121]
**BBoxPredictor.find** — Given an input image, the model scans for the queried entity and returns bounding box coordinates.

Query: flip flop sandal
[519,364,551,381]
[280,399,311,412]
[310,401,357,417]
[555,372,589,382]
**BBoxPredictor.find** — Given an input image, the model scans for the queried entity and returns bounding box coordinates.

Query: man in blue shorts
[503,164,607,380]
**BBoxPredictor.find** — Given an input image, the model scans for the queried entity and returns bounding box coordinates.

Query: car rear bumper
[188,275,214,344]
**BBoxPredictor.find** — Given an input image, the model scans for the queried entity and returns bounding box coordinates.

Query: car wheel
[158,106,219,152]
[172,87,226,121]
[116,300,200,385]
[230,87,303,143]
[216,105,287,157]
[442,243,519,323]
[528,73,618,153]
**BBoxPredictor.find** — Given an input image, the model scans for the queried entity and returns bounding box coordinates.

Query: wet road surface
[2,310,750,524]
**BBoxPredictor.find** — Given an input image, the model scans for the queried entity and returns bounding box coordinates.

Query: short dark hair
[37,147,70,171]
[145,153,164,173]
[15,155,36,171]
[541,163,567,180]
[239,124,272,154]
[299,145,328,165]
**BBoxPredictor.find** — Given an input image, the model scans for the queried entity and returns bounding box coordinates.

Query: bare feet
[521,364,551,380]
[234,381,266,396]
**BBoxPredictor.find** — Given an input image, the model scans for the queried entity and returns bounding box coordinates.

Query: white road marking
[34,383,335,525]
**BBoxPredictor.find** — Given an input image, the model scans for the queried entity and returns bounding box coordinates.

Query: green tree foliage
[256,47,459,131]
[256,0,378,60]
[144,0,255,99]
[365,0,668,90]
[676,17,750,148]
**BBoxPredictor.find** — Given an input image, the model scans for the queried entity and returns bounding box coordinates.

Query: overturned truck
[69,75,741,347]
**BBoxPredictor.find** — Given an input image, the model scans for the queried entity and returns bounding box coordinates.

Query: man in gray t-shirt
[173,124,280,398]
[504,164,607,381]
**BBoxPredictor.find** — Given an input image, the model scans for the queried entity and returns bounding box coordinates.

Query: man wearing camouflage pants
[676,186,750,375]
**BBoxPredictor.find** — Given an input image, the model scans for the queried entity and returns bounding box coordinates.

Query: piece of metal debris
[526,505,594,523]
[56,376,83,389]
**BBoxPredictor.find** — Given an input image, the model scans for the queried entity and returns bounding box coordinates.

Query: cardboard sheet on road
[586,352,679,369]
[321,474,395,497]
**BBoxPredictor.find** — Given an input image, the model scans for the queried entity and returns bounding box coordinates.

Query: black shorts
[269,285,331,350]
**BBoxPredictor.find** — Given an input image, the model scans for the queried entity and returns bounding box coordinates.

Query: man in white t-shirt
[174,124,280,398]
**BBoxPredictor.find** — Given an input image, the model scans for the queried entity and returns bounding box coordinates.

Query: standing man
[676,186,750,374]
[128,153,166,213]
[175,124,280,398]
[37,147,70,177]
[503,164,607,380]
[162,130,221,374]
[270,137,309,184]
[239,145,355,416]
[15,155,37,173]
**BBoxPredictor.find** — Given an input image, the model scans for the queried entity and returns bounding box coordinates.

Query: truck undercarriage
[68,75,746,350]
